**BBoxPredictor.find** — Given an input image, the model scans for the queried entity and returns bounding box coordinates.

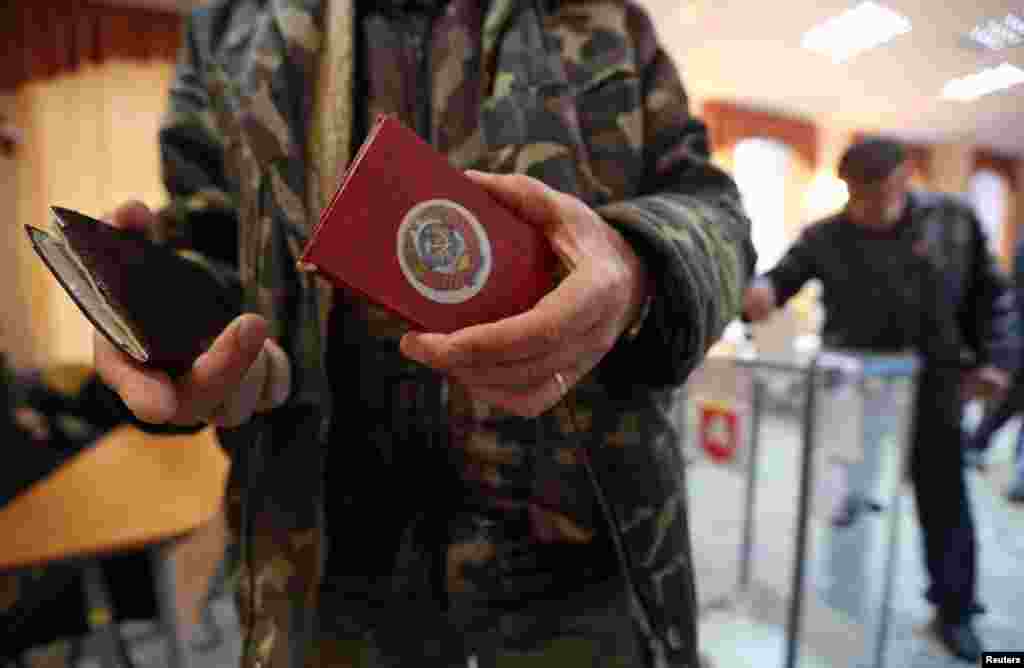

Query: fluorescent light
[966,13,1024,51]
[801,2,911,64]
[942,63,1024,101]
[1007,13,1024,34]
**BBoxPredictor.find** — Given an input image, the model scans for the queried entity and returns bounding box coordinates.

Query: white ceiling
[641,0,1024,157]
[103,0,1024,157]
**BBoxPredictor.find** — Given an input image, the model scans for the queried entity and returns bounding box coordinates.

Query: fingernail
[237,315,266,351]
[404,334,437,365]
[399,334,421,360]
[271,381,290,408]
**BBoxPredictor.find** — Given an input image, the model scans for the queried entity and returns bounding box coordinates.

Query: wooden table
[0,425,230,667]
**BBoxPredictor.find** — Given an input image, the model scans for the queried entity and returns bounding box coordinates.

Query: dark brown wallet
[25,207,241,376]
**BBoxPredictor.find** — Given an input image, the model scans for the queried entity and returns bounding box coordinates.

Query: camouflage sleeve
[595,3,756,388]
[23,365,202,445]
[149,14,247,361]
[153,12,239,271]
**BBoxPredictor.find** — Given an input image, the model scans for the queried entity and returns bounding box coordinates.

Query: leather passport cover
[300,115,557,334]
[26,207,241,376]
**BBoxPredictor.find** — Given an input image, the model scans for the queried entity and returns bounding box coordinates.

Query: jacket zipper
[406,5,454,613]
[408,10,435,142]
[523,2,670,655]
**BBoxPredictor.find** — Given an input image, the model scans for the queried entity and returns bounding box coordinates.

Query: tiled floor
[688,395,1024,668]
[57,386,1024,668]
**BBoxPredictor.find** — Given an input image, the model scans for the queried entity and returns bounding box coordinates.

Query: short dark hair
[838,137,907,186]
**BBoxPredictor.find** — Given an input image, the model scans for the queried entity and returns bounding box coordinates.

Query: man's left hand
[400,171,649,418]
[962,365,1010,401]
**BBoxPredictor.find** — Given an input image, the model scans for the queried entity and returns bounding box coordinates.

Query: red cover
[300,115,557,334]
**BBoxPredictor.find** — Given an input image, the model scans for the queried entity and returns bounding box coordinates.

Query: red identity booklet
[300,115,557,334]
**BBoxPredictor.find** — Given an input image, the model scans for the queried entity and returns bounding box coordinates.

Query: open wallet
[26,207,242,376]
[300,114,558,333]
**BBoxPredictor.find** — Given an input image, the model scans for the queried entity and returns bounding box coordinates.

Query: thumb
[104,200,154,233]
[173,314,269,424]
[465,170,561,233]
[465,170,582,271]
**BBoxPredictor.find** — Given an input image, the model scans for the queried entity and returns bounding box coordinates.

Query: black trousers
[908,367,976,622]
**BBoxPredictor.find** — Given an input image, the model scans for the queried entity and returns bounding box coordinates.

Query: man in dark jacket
[967,237,1024,502]
[92,1,756,666]
[743,138,1018,663]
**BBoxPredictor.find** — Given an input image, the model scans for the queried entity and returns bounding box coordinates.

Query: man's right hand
[743,279,777,322]
[961,365,1010,402]
[93,201,292,428]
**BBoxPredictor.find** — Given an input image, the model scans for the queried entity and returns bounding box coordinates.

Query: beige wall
[929,142,975,195]
[7,61,174,368]
[815,123,856,175]
[2,93,49,368]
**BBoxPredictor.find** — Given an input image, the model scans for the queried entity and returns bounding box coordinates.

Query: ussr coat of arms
[397,199,493,304]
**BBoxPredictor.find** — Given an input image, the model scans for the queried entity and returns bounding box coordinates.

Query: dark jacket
[765,191,1018,373]
[1013,239,1024,316]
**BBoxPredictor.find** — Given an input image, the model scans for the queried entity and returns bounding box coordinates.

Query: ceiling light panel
[942,63,1024,101]
[966,13,1024,51]
[801,2,912,64]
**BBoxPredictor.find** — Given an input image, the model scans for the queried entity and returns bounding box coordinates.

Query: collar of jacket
[235,0,541,245]
[226,0,553,392]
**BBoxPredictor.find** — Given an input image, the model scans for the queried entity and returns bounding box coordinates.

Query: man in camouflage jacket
[95,1,755,666]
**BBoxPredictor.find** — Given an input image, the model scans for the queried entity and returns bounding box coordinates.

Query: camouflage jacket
[766,191,1018,373]
[155,1,755,666]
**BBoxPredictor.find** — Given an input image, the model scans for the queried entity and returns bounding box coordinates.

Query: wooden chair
[0,425,229,668]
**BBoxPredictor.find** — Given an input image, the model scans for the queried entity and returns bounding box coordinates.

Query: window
[733,137,792,273]
[967,169,1009,257]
